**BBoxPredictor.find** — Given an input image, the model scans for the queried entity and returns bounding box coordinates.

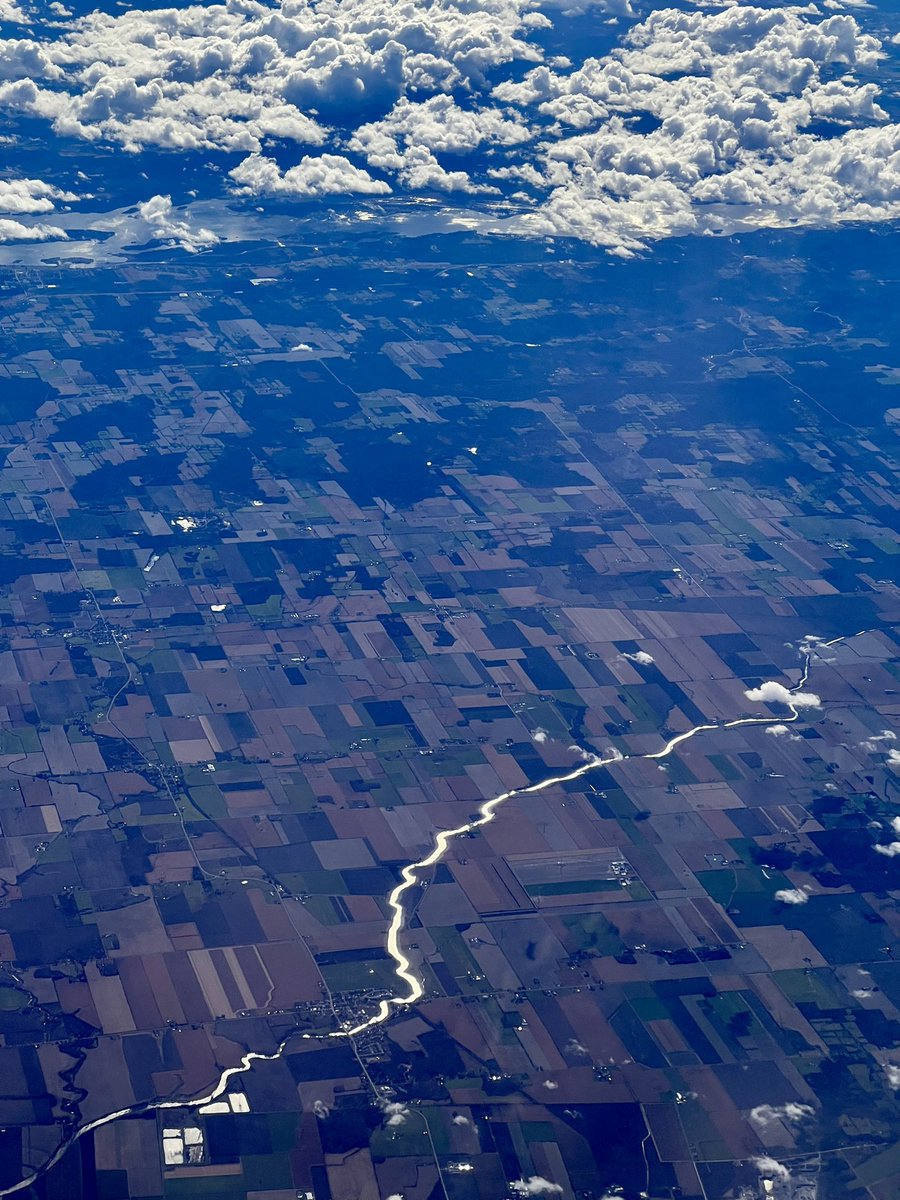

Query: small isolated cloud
[860,731,897,752]
[136,195,218,253]
[888,748,900,766]
[774,888,809,906]
[533,728,548,744]
[312,1099,330,1119]
[451,1113,470,1125]
[542,1079,559,1090]
[569,743,614,764]
[385,1194,404,1200]
[799,634,825,650]
[886,1064,900,1089]
[874,820,900,857]
[753,1157,791,1182]
[745,681,821,709]
[623,650,654,665]
[382,1101,409,1127]
[764,723,801,741]
[750,1102,814,1130]
[510,1178,564,1197]
[564,1038,589,1058]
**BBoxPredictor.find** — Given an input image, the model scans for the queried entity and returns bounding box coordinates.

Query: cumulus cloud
[874,817,900,857]
[533,728,548,744]
[510,1178,564,1197]
[765,723,800,740]
[0,175,74,241]
[501,7,900,250]
[0,176,75,213]
[888,748,900,766]
[136,195,219,253]
[745,681,821,709]
[886,1064,900,1089]
[0,3,897,250]
[874,841,900,858]
[750,1102,814,1130]
[623,650,654,665]
[382,1101,410,1127]
[0,0,536,154]
[312,1099,330,1119]
[230,152,390,197]
[564,1038,589,1057]
[774,887,809,905]
[347,94,529,192]
[753,1157,791,1182]
[0,217,67,241]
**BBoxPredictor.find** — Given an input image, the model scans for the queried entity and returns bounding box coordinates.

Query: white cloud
[136,195,219,253]
[564,1038,589,1057]
[451,1113,470,1125]
[0,217,67,241]
[382,1101,410,1127]
[886,1064,900,1089]
[774,888,809,905]
[753,1157,791,1182]
[0,176,75,214]
[510,1178,564,1197]
[745,681,821,709]
[874,818,900,858]
[0,168,82,245]
[542,1079,559,1089]
[888,748,900,766]
[504,8,899,250]
[623,650,654,665]
[861,730,897,752]
[312,1099,330,1119]
[750,1102,814,1130]
[533,728,548,744]
[230,153,390,198]
[0,2,896,251]
[765,724,796,738]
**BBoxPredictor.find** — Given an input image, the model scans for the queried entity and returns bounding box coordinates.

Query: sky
[0,0,899,257]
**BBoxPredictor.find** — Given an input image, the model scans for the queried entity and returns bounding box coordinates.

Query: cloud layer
[0,2,898,251]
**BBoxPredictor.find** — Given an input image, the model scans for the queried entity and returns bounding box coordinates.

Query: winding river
[0,633,863,1195]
